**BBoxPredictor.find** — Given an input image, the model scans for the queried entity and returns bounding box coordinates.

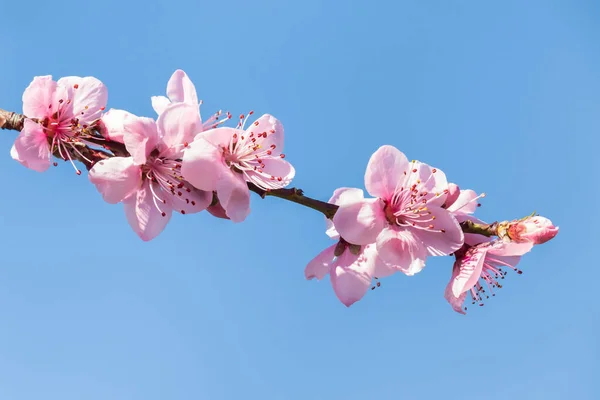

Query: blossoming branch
[0,70,559,313]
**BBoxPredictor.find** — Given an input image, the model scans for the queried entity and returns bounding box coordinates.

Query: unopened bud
[505,216,559,245]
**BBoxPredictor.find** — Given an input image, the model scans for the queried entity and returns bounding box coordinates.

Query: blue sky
[0,0,598,399]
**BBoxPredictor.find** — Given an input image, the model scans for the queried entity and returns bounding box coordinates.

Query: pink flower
[181,113,295,222]
[332,145,464,270]
[88,103,212,241]
[444,240,534,314]
[305,188,403,307]
[506,216,559,245]
[11,75,108,173]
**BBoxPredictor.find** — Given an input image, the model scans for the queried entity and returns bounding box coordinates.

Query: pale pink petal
[443,183,460,208]
[375,227,427,274]
[122,116,159,165]
[244,157,295,188]
[181,138,227,191]
[332,199,386,245]
[364,145,409,199]
[328,187,365,206]
[488,241,534,257]
[98,109,136,143]
[444,263,467,315]
[412,207,464,256]
[326,188,365,239]
[57,76,108,123]
[166,70,198,105]
[330,250,376,307]
[22,76,57,117]
[403,161,448,207]
[247,114,284,151]
[172,187,212,215]
[451,247,487,297]
[88,157,141,204]
[123,181,172,241]
[200,127,238,147]
[365,244,404,278]
[151,96,171,115]
[216,171,251,223]
[157,103,201,150]
[447,189,479,215]
[11,120,51,172]
[207,199,230,220]
[305,245,336,280]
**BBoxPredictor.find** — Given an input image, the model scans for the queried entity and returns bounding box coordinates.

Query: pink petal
[22,76,57,118]
[207,199,230,220]
[412,207,464,256]
[200,127,238,147]
[244,157,296,189]
[248,114,283,151]
[181,138,226,191]
[364,145,409,199]
[363,244,403,278]
[443,183,460,208]
[488,241,534,257]
[444,263,467,314]
[375,227,427,274]
[332,199,386,245]
[151,96,171,115]
[305,245,336,280]
[451,247,487,297]
[447,189,479,215]
[88,157,141,204]
[122,116,159,165]
[57,76,108,124]
[11,120,51,172]
[157,103,201,151]
[330,250,376,307]
[99,109,136,143]
[216,171,251,223]
[326,188,365,239]
[123,181,172,241]
[171,187,212,215]
[166,70,198,105]
[403,161,448,207]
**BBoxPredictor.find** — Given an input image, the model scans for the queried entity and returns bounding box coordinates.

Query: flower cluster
[7,70,559,314]
[305,146,558,311]
[12,70,295,240]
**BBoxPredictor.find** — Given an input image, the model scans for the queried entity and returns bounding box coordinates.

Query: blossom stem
[459,219,498,237]
[1,107,502,237]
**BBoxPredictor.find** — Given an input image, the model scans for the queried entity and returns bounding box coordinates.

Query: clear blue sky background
[0,1,598,399]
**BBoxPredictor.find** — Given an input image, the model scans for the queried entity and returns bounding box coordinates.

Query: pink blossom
[332,145,464,270]
[11,75,108,172]
[506,216,559,245]
[181,113,295,222]
[444,240,534,314]
[305,188,403,307]
[88,103,212,241]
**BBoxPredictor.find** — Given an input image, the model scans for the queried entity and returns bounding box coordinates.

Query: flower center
[144,155,202,216]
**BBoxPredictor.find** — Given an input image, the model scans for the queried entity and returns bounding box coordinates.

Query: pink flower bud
[507,216,558,245]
